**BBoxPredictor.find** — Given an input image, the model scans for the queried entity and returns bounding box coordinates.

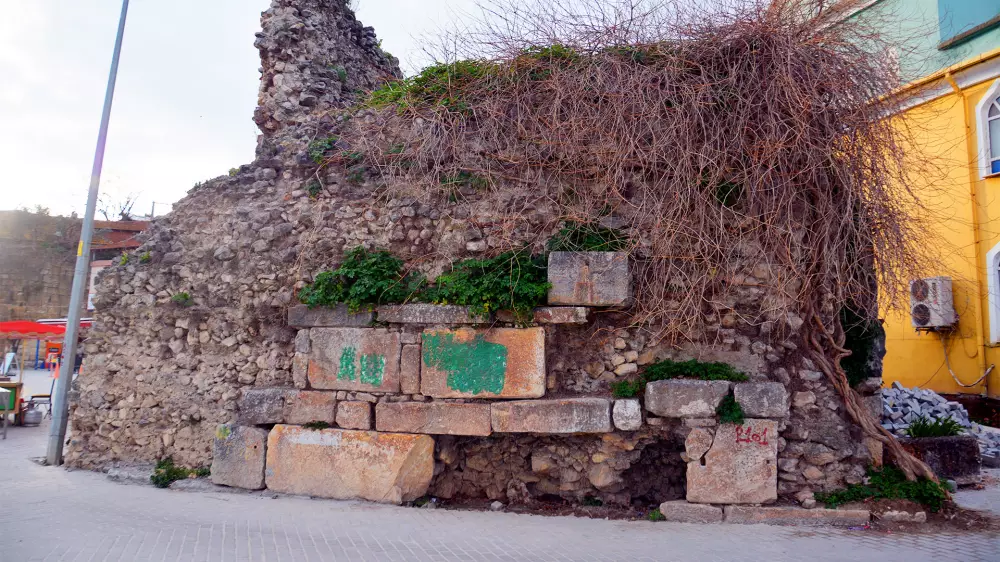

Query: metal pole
[47,0,130,466]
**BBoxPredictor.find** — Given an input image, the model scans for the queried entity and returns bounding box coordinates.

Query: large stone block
[686,420,777,504]
[335,401,372,430]
[308,328,401,392]
[264,425,434,504]
[658,500,724,523]
[547,251,631,306]
[238,388,291,425]
[734,382,788,418]
[612,399,642,431]
[400,344,421,394]
[900,436,981,485]
[287,305,374,328]
[376,304,488,324]
[375,402,491,436]
[492,398,611,433]
[723,505,870,526]
[645,380,731,418]
[533,307,589,324]
[211,425,268,490]
[420,328,545,398]
[283,391,336,425]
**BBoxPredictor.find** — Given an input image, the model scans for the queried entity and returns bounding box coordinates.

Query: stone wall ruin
[66,0,884,511]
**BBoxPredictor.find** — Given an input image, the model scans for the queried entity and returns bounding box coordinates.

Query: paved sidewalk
[1,422,998,561]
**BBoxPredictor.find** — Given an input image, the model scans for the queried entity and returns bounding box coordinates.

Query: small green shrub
[306,180,322,198]
[547,221,628,252]
[905,416,964,438]
[150,458,203,488]
[647,508,665,522]
[119,253,129,266]
[440,170,488,190]
[171,292,192,306]
[299,247,424,312]
[303,421,332,430]
[346,167,367,184]
[366,60,496,111]
[610,379,644,398]
[420,251,549,320]
[387,143,406,155]
[815,466,949,512]
[644,359,748,383]
[521,44,580,65]
[332,65,348,82]
[228,167,239,177]
[139,251,152,263]
[308,136,340,164]
[581,496,603,507]
[716,395,745,425]
[192,467,210,478]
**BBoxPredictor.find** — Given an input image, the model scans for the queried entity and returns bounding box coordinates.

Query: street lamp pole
[46,0,131,466]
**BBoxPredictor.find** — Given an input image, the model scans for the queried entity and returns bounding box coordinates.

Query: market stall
[0,321,68,426]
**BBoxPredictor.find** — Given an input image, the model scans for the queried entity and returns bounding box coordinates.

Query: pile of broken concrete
[881,382,1000,467]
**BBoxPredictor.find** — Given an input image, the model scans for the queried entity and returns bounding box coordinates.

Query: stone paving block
[400,344,421,394]
[658,501,724,523]
[287,305,374,328]
[547,251,631,306]
[376,402,491,436]
[723,505,870,526]
[612,399,642,431]
[645,380,731,418]
[734,382,788,418]
[335,401,372,430]
[533,307,589,324]
[308,328,401,392]
[376,304,489,324]
[238,388,291,425]
[421,327,545,398]
[687,420,777,504]
[211,425,268,490]
[264,425,434,504]
[283,391,336,425]
[492,398,611,433]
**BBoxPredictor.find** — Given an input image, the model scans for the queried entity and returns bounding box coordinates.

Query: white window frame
[988,241,1000,344]
[976,78,1000,179]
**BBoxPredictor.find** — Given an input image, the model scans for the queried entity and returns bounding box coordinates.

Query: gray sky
[0,0,472,218]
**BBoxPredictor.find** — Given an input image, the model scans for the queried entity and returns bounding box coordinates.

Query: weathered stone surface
[376,402,491,436]
[612,399,642,431]
[421,328,545,398]
[645,380,731,418]
[238,388,290,425]
[211,425,268,490]
[308,328,401,392]
[335,401,372,430]
[658,501,724,523]
[685,428,714,460]
[533,307,589,324]
[881,510,927,523]
[900,436,982,485]
[724,505,870,526]
[264,425,434,504]
[547,251,631,306]
[376,304,488,324]
[400,344,421,394]
[288,305,374,328]
[734,382,788,418]
[492,398,611,433]
[283,391,336,425]
[687,420,778,504]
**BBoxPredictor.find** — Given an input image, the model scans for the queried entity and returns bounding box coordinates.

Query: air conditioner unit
[909,276,956,330]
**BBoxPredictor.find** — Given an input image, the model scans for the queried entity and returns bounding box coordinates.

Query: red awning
[0,321,68,340]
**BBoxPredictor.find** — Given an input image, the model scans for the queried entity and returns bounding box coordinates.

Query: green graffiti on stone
[338,347,357,381]
[360,353,386,386]
[423,332,507,395]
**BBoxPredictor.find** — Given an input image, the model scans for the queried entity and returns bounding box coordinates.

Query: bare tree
[98,193,139,222]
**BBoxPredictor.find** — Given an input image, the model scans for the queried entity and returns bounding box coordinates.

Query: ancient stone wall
[0,210,79,322]
[66,0,882,510]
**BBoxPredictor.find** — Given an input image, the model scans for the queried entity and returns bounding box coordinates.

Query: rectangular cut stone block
[283,391,336,425]
[734,382,788,418]
[211,425,268,490]
[658,501,724,523]
[376,304,489,324]
[687,419,778,504]
[723,505,870,526]
[400,344,421,394]
[288,304,374,328]
[900,436,982,485]
[376,402,491,436]
[547,251,631,306]
[533,307,589,324]
[613,399,642,431]
[645,380,731,418]
[421,327,545,398]
[308,328,401,392]
[238,388,291,425]
[492,398,611,433]
[336,401,372,430]
[264,425,434,504]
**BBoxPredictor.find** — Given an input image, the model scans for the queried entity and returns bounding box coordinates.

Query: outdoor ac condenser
[909,276,957,330]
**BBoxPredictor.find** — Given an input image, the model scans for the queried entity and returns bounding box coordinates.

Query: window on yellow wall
[977,79,1000,178]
